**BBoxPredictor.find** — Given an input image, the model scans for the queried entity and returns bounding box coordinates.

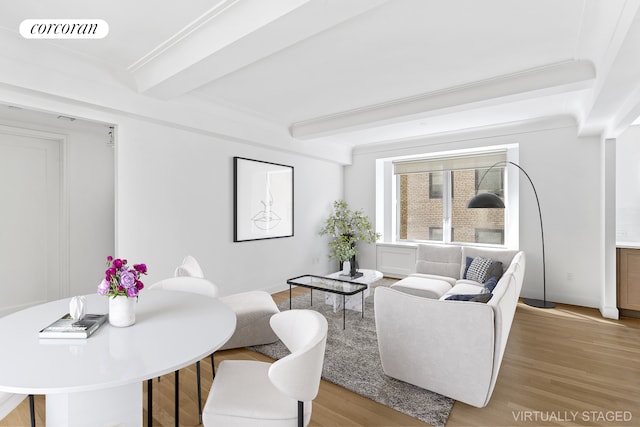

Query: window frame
[379,145,519,250]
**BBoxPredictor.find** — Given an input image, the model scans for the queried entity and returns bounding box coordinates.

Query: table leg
[311,289,313,306]
[29,395,34,427]
[147,379,153,427]
[362,291,365,318]
[175,370,179,427]
[343,295,346,329]
[289,285,292,310]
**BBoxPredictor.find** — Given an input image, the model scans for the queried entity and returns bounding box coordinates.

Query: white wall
[116,117,342,295]
[616,125,640,243]
[345,117,606,309]
[0,30,345,298]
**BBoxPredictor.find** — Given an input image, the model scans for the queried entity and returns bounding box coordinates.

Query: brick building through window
[395,153,506,245]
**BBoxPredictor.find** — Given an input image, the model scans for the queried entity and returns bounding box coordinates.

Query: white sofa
[374,244,525,408]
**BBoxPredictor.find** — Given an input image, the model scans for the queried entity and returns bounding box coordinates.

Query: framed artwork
[233,157,294,242]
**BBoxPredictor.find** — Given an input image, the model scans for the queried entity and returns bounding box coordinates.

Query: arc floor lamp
[467,161,555,309]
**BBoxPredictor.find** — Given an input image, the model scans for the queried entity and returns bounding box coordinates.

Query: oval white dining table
[0,289,236,427]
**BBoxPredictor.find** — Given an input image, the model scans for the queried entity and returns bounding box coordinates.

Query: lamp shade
[467,192,505,208]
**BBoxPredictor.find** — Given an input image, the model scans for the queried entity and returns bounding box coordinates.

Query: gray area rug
[252,278,454,427]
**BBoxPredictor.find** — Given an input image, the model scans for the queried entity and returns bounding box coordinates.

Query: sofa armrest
[374,286,496,408]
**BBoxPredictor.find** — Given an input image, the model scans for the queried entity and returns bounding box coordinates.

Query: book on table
[39,313,108,339]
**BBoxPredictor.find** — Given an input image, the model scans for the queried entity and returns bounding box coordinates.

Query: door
[0,130,62,315]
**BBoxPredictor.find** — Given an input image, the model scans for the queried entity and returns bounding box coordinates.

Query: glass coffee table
[324,269,383,313]
[286,275,368,329]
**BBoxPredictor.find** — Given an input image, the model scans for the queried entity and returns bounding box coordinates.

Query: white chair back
[268,310,328,402]
[174,255,204,278]
[149,276,219,298]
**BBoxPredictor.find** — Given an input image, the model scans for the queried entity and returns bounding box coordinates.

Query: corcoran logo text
[20,19,109,39]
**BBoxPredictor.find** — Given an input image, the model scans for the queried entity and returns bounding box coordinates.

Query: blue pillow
[445,293,492,303]
[463,256,473,278]
[483,276,499,292]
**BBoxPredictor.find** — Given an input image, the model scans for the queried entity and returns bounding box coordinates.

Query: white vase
[109,296,136,327]
[342,260,351,275]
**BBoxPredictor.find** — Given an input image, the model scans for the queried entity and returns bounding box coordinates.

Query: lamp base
[523,298,555,309]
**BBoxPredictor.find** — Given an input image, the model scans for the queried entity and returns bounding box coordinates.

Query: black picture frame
[233,157,294,242]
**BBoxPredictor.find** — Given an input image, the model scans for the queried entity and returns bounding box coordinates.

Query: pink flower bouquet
[98,256,147,298]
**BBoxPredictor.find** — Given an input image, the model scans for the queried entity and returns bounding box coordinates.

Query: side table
[325,269,383,313]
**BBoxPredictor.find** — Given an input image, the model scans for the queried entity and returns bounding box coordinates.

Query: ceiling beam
[578,2,640,137]
[290,59,596,140]
[129,0,388,99]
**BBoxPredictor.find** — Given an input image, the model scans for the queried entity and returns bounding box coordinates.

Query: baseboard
[263,282,289,295]
[599,305,619,319]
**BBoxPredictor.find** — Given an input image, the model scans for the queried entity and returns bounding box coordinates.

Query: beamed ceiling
[1,0,640,151]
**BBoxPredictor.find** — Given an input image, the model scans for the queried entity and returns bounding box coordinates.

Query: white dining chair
[173,255,218,373]
[202,309,328,427]
[173,255,279,352]
[173,255,204,278]
[147,276,219,426]
[0,392,35,426]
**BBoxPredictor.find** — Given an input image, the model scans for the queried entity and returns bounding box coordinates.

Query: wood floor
[3,286,640,427]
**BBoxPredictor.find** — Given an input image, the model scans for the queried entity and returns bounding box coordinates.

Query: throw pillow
[463,256,474,278]
[465,257,503,283]
[471,293,493,303]
[483,276,499,292]
[445,293,493,303]
[487,261,503,280]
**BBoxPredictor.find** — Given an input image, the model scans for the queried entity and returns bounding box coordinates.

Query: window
[429,227,443,241]
[429,172,454,199]
[429,172,443,198]
[475,228,504,245]
[475,168,504,197]
[450,168,505,245]
[398,172,446,241]
[394,152,506,245]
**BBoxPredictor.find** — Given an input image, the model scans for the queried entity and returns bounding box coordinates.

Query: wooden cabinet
[617,248,640,313]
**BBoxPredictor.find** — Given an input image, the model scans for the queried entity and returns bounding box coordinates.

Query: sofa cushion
[408,273,457,287]
[415,244,462,279]
[445,293,493,303]
[460,247,518,278]
[455,279,488,287]
[441,282,486,299]
[391,276,452,299]
[464,257,503,283]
